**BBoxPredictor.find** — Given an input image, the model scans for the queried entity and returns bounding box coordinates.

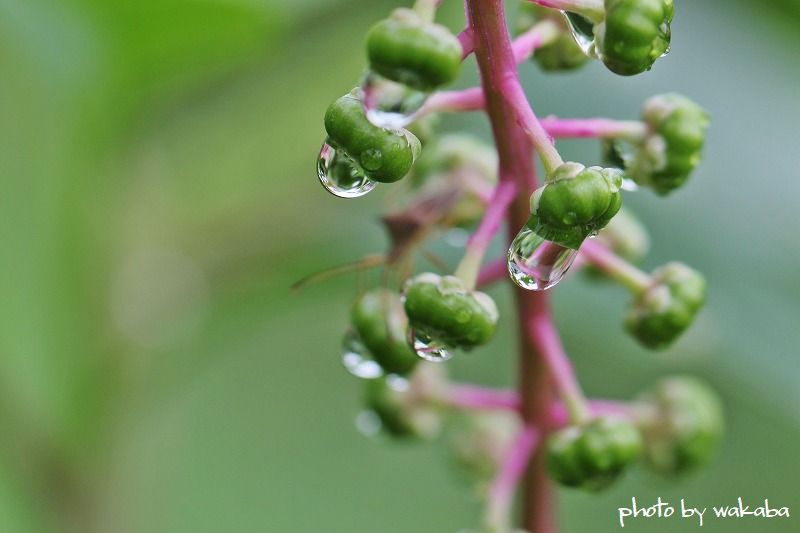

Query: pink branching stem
[446,384,521,411]
[458,28,476,58]
[526,301,589,423]
[476,258,507,288]
[539,116,648,140]
[551,399,635,426]
[512,19,559,62]
[580,238,651,293]
[485,426,540,531]
[466,0,556,530]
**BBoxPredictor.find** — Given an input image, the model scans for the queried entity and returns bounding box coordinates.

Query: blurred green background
[1,0,798,531]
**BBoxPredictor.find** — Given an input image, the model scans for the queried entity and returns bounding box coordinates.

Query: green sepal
[366,8,462,92]
[351,289,418,376]
[596,0,673,76]
[547,416,642,491]
[636,376,724,476]
[324,91,420,183]
[625,262,706,349]
[403,273,498,350]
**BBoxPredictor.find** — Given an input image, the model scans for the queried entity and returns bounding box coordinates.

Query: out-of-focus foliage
[0,0,797,532]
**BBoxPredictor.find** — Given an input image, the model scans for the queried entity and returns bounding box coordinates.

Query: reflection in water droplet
[361,71,429,129]
[355,410,382,437]
[407,329,453,362]
[561,11,597,56]
[341,330,384,379]
[507,226,580,291]
[317,140,376,198]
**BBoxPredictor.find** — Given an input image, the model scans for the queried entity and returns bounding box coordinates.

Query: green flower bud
[596,0,673,76]
[631,93,710,194]
[516,3,589,72]
[403,273,498,350]
[530,162,624,249]
[351,289,418,376]
[636,376,723,475]
[366,8,462,92]
[363,365,445,439]
[625,262,706,349]
[324,92,421,183]
[547,416,642,490]
[449,412,521,485]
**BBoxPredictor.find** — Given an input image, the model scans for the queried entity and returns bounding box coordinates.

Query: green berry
[324,92,420,183]
[366,8,462,92]
[516,3,589,72]
[529,162,624,249]
[596,0,673,76]
[351,289,418,376]
[632,93,710,194]
[547,416,642,490]
[403,273,498,350]
[449,412,520,484]
[637,376,724,475]
[625,262,706,349]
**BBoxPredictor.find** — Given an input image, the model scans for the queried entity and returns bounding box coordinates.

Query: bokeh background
[1,0,799,531]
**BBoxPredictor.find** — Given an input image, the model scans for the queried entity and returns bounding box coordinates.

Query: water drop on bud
[317,140,376,198]
[341,330,384,379]
[407,328,453,362]
[507,225,580,291]
[561,11,597,57]
[361,71,429,129]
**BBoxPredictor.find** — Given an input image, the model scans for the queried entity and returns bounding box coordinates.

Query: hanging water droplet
[561,11,597,57]
[341,330,384,379]
[507,225,580,291]
[317,140,377,198]
[361,71,429,129]
[354,410,382,437]
[407,329,453,362]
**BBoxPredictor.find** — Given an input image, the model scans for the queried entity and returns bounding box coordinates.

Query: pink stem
[466,181,518,253]
[485,426,540,531]
[458,28,476,58]
[476,258,507,288]
[539,117,647,139]
[580,238,651,292]
[551,399,635,426]
[447,384,521,411]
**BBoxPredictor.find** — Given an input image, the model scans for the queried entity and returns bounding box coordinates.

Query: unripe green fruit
[366,8,462,92]
[547,416,642,490]
[324,92,420,183]
[403,273,498,350]
[363,376,416,437]
[634,93,710,194]
[637,376,723,475]
[351,289,418,376]
[530,162,624,249]
[449,412,520,484]
[516,3,589,72]
[626,262,706,349]
[596,0,673,76]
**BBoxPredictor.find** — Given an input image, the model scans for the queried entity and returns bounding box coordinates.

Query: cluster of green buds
[547,416,642,490]
[634,376,724,475]
[403,273,499,360]
[626,262,706,349]
[508,162,624,290]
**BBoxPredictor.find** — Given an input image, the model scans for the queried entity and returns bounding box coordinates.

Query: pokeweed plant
[311,0,721,531]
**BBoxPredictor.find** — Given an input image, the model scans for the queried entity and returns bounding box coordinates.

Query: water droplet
[407,329,453,362]
[355,410,382,437]
[317,140,376,198]
[507,226,580,291]
[341,330,384,379]
[561,11,597,57]
[361,71,429,129]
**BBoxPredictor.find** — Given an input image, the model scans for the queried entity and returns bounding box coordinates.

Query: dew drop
[355,410,382,437]
[507,226,580,291]
[407,329,453,362]
[361,71,429,129]
[341,330,384,379]
[317,140,376,198]
[561,11,597,57]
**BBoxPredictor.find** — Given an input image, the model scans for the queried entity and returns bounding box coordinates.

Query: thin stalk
[466,0,557,530]
[581,239,651,294]
[528,0,605,22]
[413,0,440,22]
[540,117,648,142]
